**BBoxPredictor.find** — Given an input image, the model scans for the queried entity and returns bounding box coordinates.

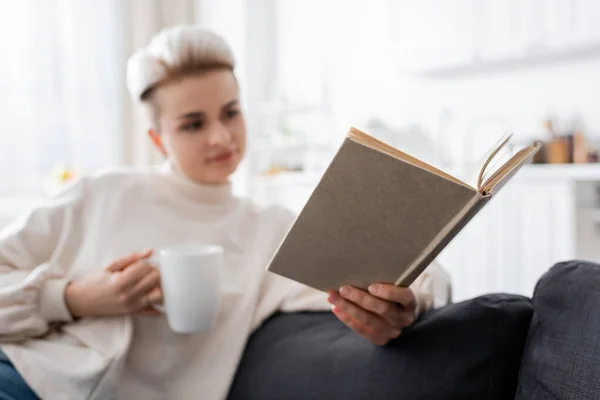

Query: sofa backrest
[229,293,533,400]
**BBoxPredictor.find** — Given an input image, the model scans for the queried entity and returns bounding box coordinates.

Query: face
[150,69,246,185]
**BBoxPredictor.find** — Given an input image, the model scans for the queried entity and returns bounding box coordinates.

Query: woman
[0,26,450,399]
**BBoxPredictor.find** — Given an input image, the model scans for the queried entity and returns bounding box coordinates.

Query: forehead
[154,69,239,115]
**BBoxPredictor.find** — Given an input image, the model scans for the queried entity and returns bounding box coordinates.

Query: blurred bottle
[571,117,588,164]
[544,115,570,164]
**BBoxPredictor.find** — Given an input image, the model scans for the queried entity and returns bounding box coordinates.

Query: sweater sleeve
[251,208,329,329]
[0,179,87,342]
[409,260,452,317]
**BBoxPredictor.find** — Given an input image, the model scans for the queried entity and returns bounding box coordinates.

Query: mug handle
[145,255,165,313]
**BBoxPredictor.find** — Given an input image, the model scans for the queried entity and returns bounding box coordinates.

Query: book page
[348,127,474,191]
[459,133,511,188]
[480,142,542,194]
[476,133,513,192]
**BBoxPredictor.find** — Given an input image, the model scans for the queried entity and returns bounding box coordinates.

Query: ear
[148,129,168,157]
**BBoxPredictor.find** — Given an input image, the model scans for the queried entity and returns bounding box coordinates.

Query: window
[0,0,124,198]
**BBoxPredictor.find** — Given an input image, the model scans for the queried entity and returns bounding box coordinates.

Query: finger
[126,288,163,314]
[328,292,401,341]
[330,304,391,346]
[146,287,163,305]
[113,262,155,293]
[339,286,406,327]
[127,268,161,301]
[135,289,163,315]
[368,284,417,311]
[106,249,153,272]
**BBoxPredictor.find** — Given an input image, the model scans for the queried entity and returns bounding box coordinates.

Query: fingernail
[339,286,351,297]
[368,284,379,295]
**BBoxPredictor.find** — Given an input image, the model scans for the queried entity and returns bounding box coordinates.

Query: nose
[207,122,231,147]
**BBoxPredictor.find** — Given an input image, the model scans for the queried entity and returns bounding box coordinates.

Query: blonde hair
[126,25,236,103]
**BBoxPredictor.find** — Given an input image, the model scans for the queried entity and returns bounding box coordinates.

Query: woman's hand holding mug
[65,250,163,318]
[65,245,222,334]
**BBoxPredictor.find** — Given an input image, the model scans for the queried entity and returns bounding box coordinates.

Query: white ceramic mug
[149,244,223,333]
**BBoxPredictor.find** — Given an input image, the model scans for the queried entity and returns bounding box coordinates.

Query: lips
[208,150,235,163]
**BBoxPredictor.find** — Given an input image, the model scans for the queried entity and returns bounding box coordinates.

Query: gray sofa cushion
[516,261,600,399]
[228,293,533,400]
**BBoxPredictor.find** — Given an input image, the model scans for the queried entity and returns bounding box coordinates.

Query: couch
[228,260,600,400]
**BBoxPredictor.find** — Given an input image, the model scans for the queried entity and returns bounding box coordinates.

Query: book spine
[394,194,490,287]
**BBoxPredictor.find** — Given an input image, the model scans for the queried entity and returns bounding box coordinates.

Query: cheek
[232,119,247,151]
[163,133,208,162]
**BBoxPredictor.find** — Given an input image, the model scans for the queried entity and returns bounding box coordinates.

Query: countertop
[515,164,600,181]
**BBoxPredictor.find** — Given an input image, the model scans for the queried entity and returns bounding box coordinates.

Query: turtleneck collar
[157,160,236,205]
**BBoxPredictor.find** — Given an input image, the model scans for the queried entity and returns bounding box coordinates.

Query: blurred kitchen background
[1,0,600,301]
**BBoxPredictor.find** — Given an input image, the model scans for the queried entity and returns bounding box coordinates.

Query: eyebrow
[177,100,239,120]
[178,111,205,120]
[222,99,239,110]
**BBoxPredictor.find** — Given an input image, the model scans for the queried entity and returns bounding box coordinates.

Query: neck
[158,160,235,205]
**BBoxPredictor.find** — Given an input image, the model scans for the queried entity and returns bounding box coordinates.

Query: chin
[207,165,239,184]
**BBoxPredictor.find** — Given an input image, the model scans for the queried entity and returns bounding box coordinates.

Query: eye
[225,109,239,119]
[181,119,204,132]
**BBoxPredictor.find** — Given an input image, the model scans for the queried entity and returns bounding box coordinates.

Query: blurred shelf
[415,43,600,78]
[249,165,600,189]
[516,164,600,181]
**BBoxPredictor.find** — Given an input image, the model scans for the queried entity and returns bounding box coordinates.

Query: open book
[266,127,541,291]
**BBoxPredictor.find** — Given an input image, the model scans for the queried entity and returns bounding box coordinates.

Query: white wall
[349,55,600,165]
[290,0,600,168]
